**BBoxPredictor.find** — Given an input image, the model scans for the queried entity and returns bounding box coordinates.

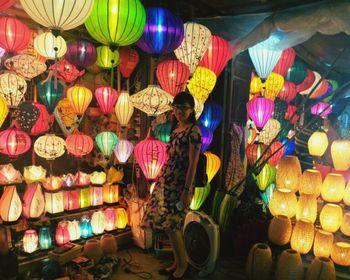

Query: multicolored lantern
[66,85,92,116]
[34,134,66,160]
[115,91,134,126]
[296,69,315,93]
[321,173,345,203]
[23,165,46,184]
[247,97,274,129]
[246,142,270,167]
[95,131,118,157]
[39,226,52,249]
[34,32,67,59]
[0,127,31,157]
[276,155,301,192]
[114,139,134,163]
[187,66,216,102]
[104,207,117,231]
[0,17,31,52]
[0,185,22,222]
[331,140,350,171]
[66,131,94,158]
[0,72,27,108]
[55,222,70,246]
[30,103,50,136]
[204,151,221,183]
[94,86,118,114]
[272,48,295,76]
[267,141,285,166]
[103,184,119,204]
[67,220,81,241]
[23,229,38,253]
[22,183,45,219]
[116,207,128,229]
[45,191,64,214]
[199,101,223,131]
[259,118,280,145]
[65,40,97,69]
[290,219,314,254]
[43,176,63,192]
[118,47,139,78]
[320,203,343,233]
[91,211,106,235]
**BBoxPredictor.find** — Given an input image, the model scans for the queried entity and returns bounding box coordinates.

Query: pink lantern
[75,171,90,186]
[65,131,93,158]
[22,183,45,219]
[114,139,134,163]
[55,222,70,246]
[247,97,274,129]
[64,188,79,211]
[50,59,85,83]
[278,81,297,103]
[94,86,118,114]
[0,126,31,158]
[104,207,117,231]
[311,102,332,118]
[0,0,15,11]
[272,48,295,76]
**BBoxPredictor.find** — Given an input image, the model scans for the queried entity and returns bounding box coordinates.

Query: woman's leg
[165,229,178,271]
[169,229,188,277]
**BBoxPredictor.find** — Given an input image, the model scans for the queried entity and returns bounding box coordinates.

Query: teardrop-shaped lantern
[0,72,27,108]
[199,101,223,131]
[199,125,213,153]
[91,211,106,235]
[34,31,67,60]
[247,97,274,130]
[246,143,270,167]
[94,86,118,114]
[331,140,350,171]
[0,95,8,128]
[308,131,328,157]
[0,17,31,52]
[187,66,216,103]
[65,40,97,69]
[67,220,81,241]
[0,127,31,157]
[0,185,22,222]
[204,151,221,183]
[96,46,119,69]
[255,163,277,191]
[66,85,92,116]
[119,47,139,78]
[66,131,93,158]
[37,78,64,113]
[95,131,118,158]
[34,134,66,160]
[22,183,45,219]
[5,54,47,80]
[115,91,134,126]
[194,96,204,120]
[189,183,210,211]
[272,48,295,76]
[114,139,134,163]
[55,221,70,246]
[154,121,172,143]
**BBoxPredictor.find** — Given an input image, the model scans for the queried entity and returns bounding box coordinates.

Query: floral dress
[143,125,202,230]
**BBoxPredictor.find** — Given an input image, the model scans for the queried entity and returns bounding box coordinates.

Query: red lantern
[278,81,297,103]
[247,97,274,129]
[50,59,85,83]
[246,143,271,167]
[134,136,168,181]
[309,79,329,99]
[268,141,285,166]
[0,0,15,11]
[156,60,190,97]
[22,183,45,219]
[55,222,70,246]
[0,17,31,52]
[296,69,315,93]
[119,47,139,78]
[30,102,50,136]
[0,126,31,157]
[285,104,299,125]
[272,48,295,76]
[65,131,93,157]
[64,188,79,211]
[198,35,231,77]
[94,86,118,114]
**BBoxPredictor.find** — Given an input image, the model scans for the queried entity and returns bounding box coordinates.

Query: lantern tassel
[54,47,58,90]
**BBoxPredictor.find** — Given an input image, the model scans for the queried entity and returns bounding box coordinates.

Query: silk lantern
[198,125,213,153]
[65,40,97,69]
[0,72,27,107]
[341,213,350,236]
[258,118,280,145]
[80,216,93,238]
[154,122,172,143]
[103,184,119,204]
[272,48,295,76]
[331,242,350,266]
[34,134,66,160]
[276,155,301,192]
[311,101,332,118]
[299,169,322,196]
[67,220,81,241]
[104,207,117,231]
[267,141,285,166]
[37,78,64,113]
[22,183,45,219]
[39,226,52,249]
[23,165,46,184]
[309,80,329,99]
[331,140,350,171]
[297,69,315,93]
[0,0,15,10]
[246,143,270,167]
[79,186,91,208]
[34,32,67,59]
[91,211,106,235]
[314,230,334,258]
[63,173,75,187]
[5,54,46,80]
[308,131,328,156]
[278,81,297,103]
[23,229,38,253]
[199,101,224,131]
[260,183,275,206]
[296,193,317,223]
[75,171,90,186]
[115,91,134,126]
[291,219,315,254]
[0,95,8,128]
[119,47,139,78]
[268,215,292,246]
[64,188,79,211]
[344,181,350,206]
[187,67,217,102]
[67,85,92,116]
[96,46,119,69]
[255,163,276,191]
[320,203,343,233]
[114,139,134,163]
[247,97,274,130]
[43,176,63,191]
[65,131,93,157]
[269,188,297,218]
[285,104,299,124]
[55,222,70,246]
[45,191,64,214]
[0,164,22,185]
[0,185,22,222]
[116,207,128,229]
[136,7,184,54]
[30,103,50,136]
[321,173,345,203]
[0,17,31,52]
[285,59,307,85]
[189,183,210,211]
[95,131,118,157]
[51,59,84,83]
[55,96,77,135]
[204,151,221,183]
[0,127,31,157]
[95,86,118,114]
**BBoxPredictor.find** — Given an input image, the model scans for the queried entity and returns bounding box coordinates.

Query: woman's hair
[171,92,196,131]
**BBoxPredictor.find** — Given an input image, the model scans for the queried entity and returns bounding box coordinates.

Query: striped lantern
[66,131,94,158]
[94,86,118,114]
[189,183,211,210]
[199,101,224,131]
[65,40,97,69]
[272,48,295,76]
[255,163,276,191]
[96,46,119,69]
[313,229,334,258]
[277,81,297,103]
[0,127,31,157]
[115,91,134,126]
[187,66,216,102]
[22,183,45,219]
[0,185,22,222]
[247,97,274,130]
[34,32,67,59]
[114,139,134,163]
[299,169,322,196]
[267,141,285,166]
[204,151,221,183]
[246,143,270,167]
[95,131,118,158]
[66,85,92,116]
[118,47,139,78]
[0,17,31,52]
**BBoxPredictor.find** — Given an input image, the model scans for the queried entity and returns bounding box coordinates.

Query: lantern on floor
[39,226,52,249]
[246,143,270,167]
[255,163,276,191]
[277,81,297,103]
[4,54,46,80]
[92,211,106,235]
[321,173,345,203]
[119,47,139,78]
[299,169,322,196]
[246,243,272,280]
[154,122,171,144]
[267,141,285,166]
[199,101,224,131]
[296,193,317,223]
[43,176,63,191]
[308,131,328,156]
[0,72,27,108]
[314,230,334,258]
[268,215,292,246]
[272,48,295,76]
[269,188,297,218]
[276,155,301,192]
[22,183,45,219]
[156,60,190,97]
[34,134,66,160]
[0,0,15,10]
[104,208,117,231]
[341,213,350,236]
[0,164,22,184]
[114,140,134,163]
[95,86,118,114]
[37,78,64,113]
[200,125,213,153]
[0,185,22,222]
[174,22,211,74]
[0,17,31,52]
[331,140,350,171]
[204,151,221,183]
[311,102,332,118]
[95,131,118,158]
[291,219,314,254]
[23,229,38,253]
[24,165,46,184]
[0,95,8,128]
[134,136,168,181]
[116,207,128,229]
[258,118,280,145]
[275,249,304,280]
[65,40,97,69]
[0,127,31,157]
[66,131,94,158]
[79,186,91,208]
[67,85,92,116]
[45,191,64,214]
[189,183,210,211]
[187,66,216,102]
[55,222,70,246]
[107,167,124,183]
[331,242,350,266]
[80,216,93,239]
[67,220,81,241]
[103,184,119,204]
[34,32,67,60]
[64,188,79,211]
[247,97,274,130]
[96,46,119,69]
[320,203,343,233]
[115,91,134,126]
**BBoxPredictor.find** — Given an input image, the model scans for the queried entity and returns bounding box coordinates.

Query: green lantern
[260,183,276,207]
[95,131,118,157]
[285,59,307,85]
[189,183,210,211]
[211,189,225,223]
[254,163,277,191]
[85,0,146,47]
[37,79,64,113]
[96,46,120,69]
[154,121,171,143]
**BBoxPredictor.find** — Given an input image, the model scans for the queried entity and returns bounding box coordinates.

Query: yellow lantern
[107,167,124,184]
[79,186,91,208]
[43,176,63,191]
[262,72,284,101]
[296,193,317,223]
[268,215,292,246]
[308,131,328,156]
[331,140,350,171]
[0,185,22,222]
[23,165,46,184]
[187,66,217,102]
[269,188,297,218]
[250,72,263,93]
[204,151,221,183]
[0,71,27,108]
[67,85,92,116]
[96,46,119,69]
[299,169,322,197]
[103,184,119,204]
[321,173,345,203]
[276,155,301,192]
[331,242,350,266]
[343,180,350,206]
[0,94,8,128]
[116,207,128,229]
[313,230,334,258]
[67,220,81,241]
[320,203,343,233]
[34,134,66,160]
[291,219,315,254]
[90,172,106,185]
[45,191,64,214]
[0,164,22,184]
[91,210,106,235]
[34,31,67,59]
[341,212,350,236]
[115,91,134,126]
[54,98,77,129]
[258,118,280,145]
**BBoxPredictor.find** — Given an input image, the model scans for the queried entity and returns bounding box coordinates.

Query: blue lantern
[37,79,65,113]
[199,125,213,153]
[39,226,52,249]
[282,138,295,156]
[136,7,184,54]
[80,216,93,239]
[154,121,172,143]
[199,101,223,131]
[260,183,276,206]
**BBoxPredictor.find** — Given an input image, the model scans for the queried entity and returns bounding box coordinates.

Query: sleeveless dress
[143,125,202,230]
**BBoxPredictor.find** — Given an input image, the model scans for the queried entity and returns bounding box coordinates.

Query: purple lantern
[311,101,332,118]
[247,97,274,129]
[65,40,97,69]
[136,7,184,54]
[199,125,213,153]
[199,101,223,131]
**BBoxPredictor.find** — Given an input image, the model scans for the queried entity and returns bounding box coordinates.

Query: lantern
[199,101,224,131]
[34,32,67,59]
[34,134,66,160]
[67,220,81,241]
[255,163,276,191]
[199,125,213,153]
[277,81,297,103]
[75,171,90,186]
[309,80,329,99]
[39,227,52,249]
[107,167,124,183]
[91,211,106,235]
[268,215,292,246]
[0,72,27,107]
[331,140,350,171]
[300,71,321,95]
[22,183,45,219]
[55,222,70,246]
[114,139,134,163]
[258,119,280,145]
[187,67,217,102]
[276,155,301,192]
[320,203,343,233]
[269,188,297,218]
[285,59,307,85]
[63,174,75,187]
[297,69,315,93]
[299,169,322,196]
[194,96,204,120]
[64,188,79,211]
[37,78,64,113]
[290,219,314,254]
[321,173,345,203]
[103,184,119,204]
[313,230,334,258]
[52,58,84,83]
[272,48,295,76]
[156,60,189,97]
[115,91,134,126]
[0,185,22,222]
[204,151,221,183]
[341,212,350,236]
[119,47,139,78]
[96,46,119,69]
[104,207,117,231]
[95,131,118,157]
[30,103,50,136]
[91,186,103,206]
[0,127,31,157]
[66,85,92,116]
[136,7,184,54]
[45,191,64,214]
[0,164,22,184]
[5,54,46,80]
[260,183,276,207]
[275,249,304,280]
[296,193,317,223]
[90,172,106,185]
[267,141,285,166]
[43,176,63,191]
[331,242,350,266]
[79,186,91,208]
[0,17,31,52]
[80,216,93,239]
[66,131,94,158]
[247,97,274,130]
[189,183,210,210]
[344,181,350,206]
[260,72,284,101]
[130,85,173,116]
[116,207,128,229]
[310,101,332,118]
[154,122,172,143]
[0,0,15,10]
[23,165,46,184]
[174,22,211,74]
[23,229,38,253]
[246,143,270,167]
[0,95,8,128]
[285,104,299,124]
[95,86,118,114]
[65,40,97,69]
[308,131,328,157]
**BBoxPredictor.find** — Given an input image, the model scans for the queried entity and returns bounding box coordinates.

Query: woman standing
[143,92,202,279]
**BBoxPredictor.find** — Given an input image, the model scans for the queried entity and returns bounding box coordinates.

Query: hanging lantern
[114,139,134,163]
[116,207,128,229]
[107,167,124,183]
[80,216,93,238]
[341,213,350,236]
[246,143,270,167]
[136,7,184,54]
[308,131,328,156]
[282,138,295,159]
[64,188,79,211]
[285,104,299,124]
[314,230,334,258]
[296,69,315,93]
[311,101,332,118]
[30,103,50,136]
[267,141,285,166]
[272,48,295,76]
[55,222,70,246]
[0,72,27,108]
[193,95,204,120]
[130,85,173,116]
[119,46,139,78]
[331,140,350,171]
[0,185,22,222]
[134,136,168,181]
[300,71,322,96]
[95,86,118,114]
[66,85,92,116]
[199,125,213,153]
[37,78,65,113]
[96,46,119,69]
[22,183,45,219]
[204,151,221,183]
[258,118,280,145]
[189,183,211,210]
[247,97,274,130]
[0,95,8,128]
[276,155,301,192]
[331,243,350,266]
[268,188,297,218]
[23,229,38,253]
[39,226,52,249]
[174,22,211,74]
[51,58,84,83]
[268,215,292,246]
[34,134,66,160]
[95,131,118,158]
[320,203,343,233]
[92,210,106,235]
[255,163,276,191]
[299,169,322,196]
[65,40,97,69]
[66,131,94,158]
[154,122,172,143]
[43,176,63,191]
[296,193,317,223]
[0,164,22,184]
[16,101,40,133]
[0,0,15,10]
[79,186,91,208]
[260,183,276,207]
[285,59,307,85]
[309,80,329,99]
[261,72,284,101]
[199,101,223,131]
[5,54,46,80]
[103,184,119,204]
[0,17,31,52]
[115,91,134,126]
[321,173,345,203]
[104,207,117,231]
[278,81,297,103]
[23,165,46,184]
[34,32,67,59]
[67,220,81,241]
[0,127,31,157]
[290,219,314,254]
[45,191,64,214]
[187,66,217,102]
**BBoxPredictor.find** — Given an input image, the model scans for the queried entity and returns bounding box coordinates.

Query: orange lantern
[313,230,334,258]
[90,185,103,206]
[343,180,350,206]
[296,193,317,223]
[204,151,221,183]
[290,219,314,254]
[246,143,270,167]
[0,185,22,222]
[308,131,328,156]
[320,203,343,233]
[321,173,345,203]
[116,207,128,229]
[43,176,63,191]
[66,85,92,116]
[331,140,350,171]
[0,164,22,184]
[341,213,350,237]
[299,169,322,196]
[22,183,45,219]
[269,188,297,218]
[331,242,350,266]
[103,184,119,204]
[276,155,301,192]
[268,215,292,246]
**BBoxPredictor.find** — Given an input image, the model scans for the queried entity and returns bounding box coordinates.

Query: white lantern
[114,139,134,163]
[5,54,47,80]
[91,210,106,235]
[34,32,67,60]
[34,134,66,160]
[0,72,27,107]
[67,220,81,241]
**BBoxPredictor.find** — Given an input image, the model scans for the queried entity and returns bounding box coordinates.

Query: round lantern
[269,188,297,218]
[94,86,118,114]
[278,81,297,103]
[268,215,292,246]
[285,59,307,85]
[116,207,128,229]
[272,48,295,76]
[320,203,343,233]
[22,183,45,219]
[0,185,22,222]
[96,46,119,69]
[0,127,31,157]
[174,22,211,74]
[187,66,217,102]
[267,141,285,166]
[0,0,15,10]
[134,136,167,181]
[291,219,314,254]
[65,40,97,69]
[255,163,276,191]
[154,121,172,143]
[34,134,66,160]
[246,143,270,167]
[34,31,67,59]
[276,155,301,192]
[308,131,328,157]
[39,226,52,249]
[115,91,134,126]
[321,173,345,203]
[0,17,31,52]
[299,169,322,196]
[331,242,350,266]
[91,210,106,235]
[80,216,93,239]
[156,60,190,97]
[45,191,64,214]
[37,78,64,113]
[258,118,280,145]
[0,95,8,128]
[247,97,274,130]
[24,165,46,184]
[67,220,81,241]
[246,243,272,280]
[66,131,93,158]
[55,222,70,246]
[103,184,119,204]
[296,193,317,223]
[204,151,221,183]
[95,131,118,158]
[104,207,117,231]
[66,85,92,116]
[199,101,224,131]
[341,213,350,236]
[85,0,145,46]
[0,72,27,108]
[199,125,213,153]
[136,7,184,54]
[331,140,350,171]
[5,54,47,80]
[118,47,139,78]
[23,229,38,253]
[114,139,134,163]
[275,249,304,280]
[313,230,334,258]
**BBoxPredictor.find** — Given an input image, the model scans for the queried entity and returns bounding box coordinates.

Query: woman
[143,92,202,280]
